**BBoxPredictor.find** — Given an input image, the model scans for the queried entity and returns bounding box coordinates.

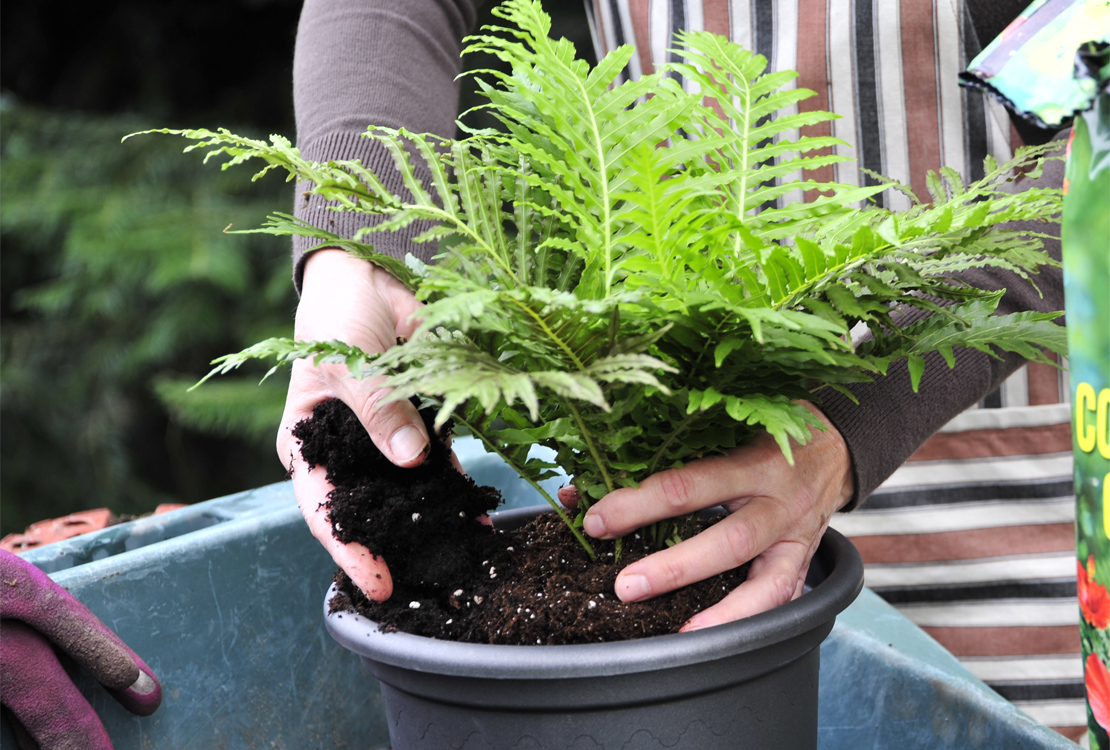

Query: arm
[822,0,1068,504]
[292,0,484,289]
[279,0,483,599]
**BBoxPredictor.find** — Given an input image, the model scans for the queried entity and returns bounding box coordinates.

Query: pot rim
[324,506,863,679]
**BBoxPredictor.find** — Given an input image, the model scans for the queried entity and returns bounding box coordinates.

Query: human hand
[277,249,428,602]
[0,549,162,750]
[581,402,854,631]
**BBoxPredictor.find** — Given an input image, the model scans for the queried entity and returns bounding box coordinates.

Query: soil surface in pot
[299,399,748,645]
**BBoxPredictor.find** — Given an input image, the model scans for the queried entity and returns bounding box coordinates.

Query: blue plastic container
[1,437,1077,748]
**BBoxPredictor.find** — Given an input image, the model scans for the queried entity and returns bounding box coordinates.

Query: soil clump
[297,399,748,645]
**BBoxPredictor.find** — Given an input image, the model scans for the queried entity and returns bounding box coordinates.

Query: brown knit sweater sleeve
[819,145,1067,509]
[291,0,485,291]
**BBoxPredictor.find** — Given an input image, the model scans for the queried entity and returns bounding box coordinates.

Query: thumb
[295,248,429,468]
[348,388,430,468]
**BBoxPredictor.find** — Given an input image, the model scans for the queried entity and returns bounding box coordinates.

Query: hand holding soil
[582,402,854,631]
[300,398,752,644]
[277,248,428,600]
[301,395,848,640]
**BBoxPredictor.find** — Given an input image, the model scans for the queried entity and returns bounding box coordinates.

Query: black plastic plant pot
[324,506,864,750]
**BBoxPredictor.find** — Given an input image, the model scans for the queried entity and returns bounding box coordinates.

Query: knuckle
[721,522,756,567]
[658,557,687,592]
[792,488,821,519]
[766,572,798,607]
[357,390,394,434]
[655,469,696,512]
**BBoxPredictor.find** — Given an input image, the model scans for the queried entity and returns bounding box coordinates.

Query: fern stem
[535,199,557,285]
[564,400,615,495]
[312,181,395,212]
[647,411,700,475]
[532,26,613,294]
[577,80,613,295]
[652,520,668,551]
[419,204,521,283]
[453,412,597,560]
[729,72,756,253]
[514,157,532,285]
[556,253,583,292]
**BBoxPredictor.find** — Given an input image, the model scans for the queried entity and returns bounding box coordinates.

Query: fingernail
[616,573,651,602]
[389,426,428,464]
[583,511,607,538]
[129,670,158,695]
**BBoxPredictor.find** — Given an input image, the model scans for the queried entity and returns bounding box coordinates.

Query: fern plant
[139,0,1065,559]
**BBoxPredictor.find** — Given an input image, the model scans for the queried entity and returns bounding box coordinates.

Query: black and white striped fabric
[583,0,1082,740]
[583,0,1021,207]
[834,400,1079,738]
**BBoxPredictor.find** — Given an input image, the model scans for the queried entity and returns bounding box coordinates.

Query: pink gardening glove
[0,550,162,750]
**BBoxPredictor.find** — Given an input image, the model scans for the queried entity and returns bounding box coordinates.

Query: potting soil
[296,399,748,645]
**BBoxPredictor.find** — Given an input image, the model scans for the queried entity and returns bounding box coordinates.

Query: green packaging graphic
[965,0,1109,741]
[1066,87,1110,745]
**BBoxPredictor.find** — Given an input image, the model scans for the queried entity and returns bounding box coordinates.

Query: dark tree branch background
[0,1,592,537]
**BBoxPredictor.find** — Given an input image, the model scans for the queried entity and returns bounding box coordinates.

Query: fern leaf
[242,212,418,289]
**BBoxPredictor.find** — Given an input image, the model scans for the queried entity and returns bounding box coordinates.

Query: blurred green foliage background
[1,0,306,536]
[1,98,297,535]
[0,0,593,537]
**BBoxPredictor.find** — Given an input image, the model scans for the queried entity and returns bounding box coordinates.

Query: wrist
[296,247,422,352]
[801,401,855,512]
[302,247,374,286]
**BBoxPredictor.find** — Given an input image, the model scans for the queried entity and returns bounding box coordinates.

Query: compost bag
[964,0,1109,742]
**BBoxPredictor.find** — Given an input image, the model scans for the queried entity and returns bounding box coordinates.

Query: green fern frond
[154,375,286,441]
[197,337,381,387]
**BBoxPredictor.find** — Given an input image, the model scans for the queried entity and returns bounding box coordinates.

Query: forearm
[292,0,484,290]
[820,144,1066,508]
